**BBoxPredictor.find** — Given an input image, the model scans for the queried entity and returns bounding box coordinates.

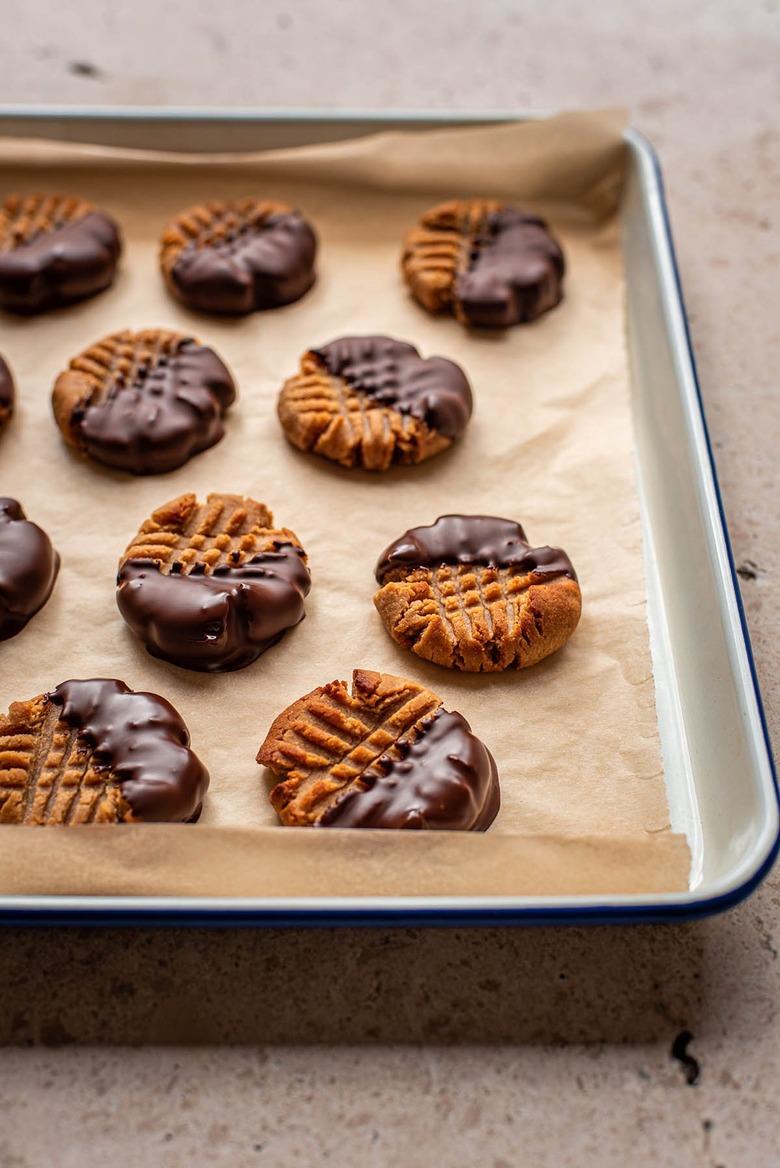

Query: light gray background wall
[0,3,778,1165]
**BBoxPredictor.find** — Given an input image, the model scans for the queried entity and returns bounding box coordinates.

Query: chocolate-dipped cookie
[117,492,311,672]
[0,193,121,314]
[402,199,564,328]
[0,355,14,429]
[0,498,59,641]
[160,198,317,315]
[258,669,499,830]
[277,335,473,471]
[0,679,208,824]
[51,329,236,475]
[374,515,581,671]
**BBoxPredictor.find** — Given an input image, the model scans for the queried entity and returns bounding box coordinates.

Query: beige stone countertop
[0,2,777,1165]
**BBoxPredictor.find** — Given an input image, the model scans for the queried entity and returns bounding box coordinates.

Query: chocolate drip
[0,211,121,314]
[320,708,499,830]
[0,498,60,640]
[376,514,576,584]
[48,679,209,822]
[171,211,317,314]
[117,546,311,672]
[455,209,564,328]
[0,355,14,420]
[74,339,236,475]
[314,336,472,439]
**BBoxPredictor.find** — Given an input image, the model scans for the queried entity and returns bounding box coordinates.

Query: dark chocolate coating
[0,498,60,641]
[320,708,499,830]
[48,679,209,822]
[455,209,564,328]
[0,211,121,314]
[73,339,236,475]
[0,355,14,420]
[314,336,473,439]
[170,212,317,315]
[117,547,311,673]
[376,514,576,585]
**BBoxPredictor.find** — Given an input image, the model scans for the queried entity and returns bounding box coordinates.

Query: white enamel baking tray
[0,108,776,926]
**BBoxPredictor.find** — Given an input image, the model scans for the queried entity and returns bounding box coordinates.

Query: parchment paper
[0,111,689,898]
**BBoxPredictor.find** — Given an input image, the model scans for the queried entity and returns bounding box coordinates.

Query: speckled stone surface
[0,2,778,1165]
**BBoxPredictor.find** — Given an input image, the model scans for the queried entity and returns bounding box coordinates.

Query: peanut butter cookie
[0,355,14,428]
[52,328,236,474]
[402,199,564,328]
[0,498,59,641]
[374,515,581,671]
[277,335,473,471]
[0,193,121,313]
[0,679,208,824]
[160,198,317,314]
[117,492,311,672]
[258,668,499,829]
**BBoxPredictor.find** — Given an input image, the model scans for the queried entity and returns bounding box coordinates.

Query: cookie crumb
[68,60,102,78]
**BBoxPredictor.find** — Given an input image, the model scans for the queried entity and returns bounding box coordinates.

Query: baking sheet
[0,110,689,897]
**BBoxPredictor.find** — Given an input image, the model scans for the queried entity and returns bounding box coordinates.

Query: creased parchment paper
[0,110,689,898]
